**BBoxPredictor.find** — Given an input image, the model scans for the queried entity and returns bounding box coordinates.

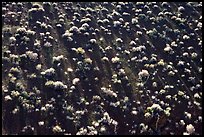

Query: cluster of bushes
[2,2,202,135]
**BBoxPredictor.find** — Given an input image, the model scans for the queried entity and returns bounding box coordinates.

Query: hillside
[2,2,202,135]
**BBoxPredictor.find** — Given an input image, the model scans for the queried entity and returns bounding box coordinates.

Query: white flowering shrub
[26,51,38,61]
[54,81,67,90]
[111,56,120,64]
[9,67,20,75]
[52,125,64,133]
[53,55,64,64]
[41,68,55,77]
[138,69,149,82]
[84,58,92,64]
[76,47,85,54]
[186,124,195,134]
[43,41,53,48]
[101,87,117,98]
[72,78,80,85]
